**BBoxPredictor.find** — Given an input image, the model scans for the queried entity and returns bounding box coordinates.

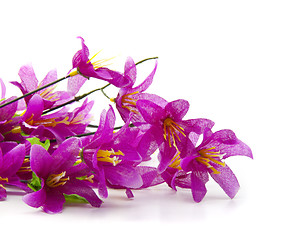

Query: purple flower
[0,143,28,200]
[82,105,143,198]
[180,129,253,202]
[19,94,93,143]
[23,138,102,213]
[114,57,167,123]
[0,78,23,142]
[136,99,214,172]
[69,37,129,88]
[11,64,83,110]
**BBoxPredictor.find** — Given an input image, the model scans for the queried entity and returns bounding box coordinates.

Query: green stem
[0,75,70,109]
[87,123,135,129]
[43,83,111,114]
[101,88,111,100]
[135,57,158,66]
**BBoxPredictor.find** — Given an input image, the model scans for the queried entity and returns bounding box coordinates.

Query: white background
[0,0,291,239]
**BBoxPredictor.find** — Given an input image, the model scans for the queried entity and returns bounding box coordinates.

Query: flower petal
[181,118,215,135]
[30,144,54,178]
[43,190,65,214]
[23,187,46,208]
[191,170,209,203]
[39,69,58,87]
[210,164,240,199]
[51,137,81,170]
[137,125,163,160]
[18,64,38,93]
[0,185,7,200]
[157,142,178,173]
[62,180,102,208]
[200,129,253,159]
[135,166,164,188]
[2,144,25,176]
[67,75,87,96]
[22,94,44,120]
[132,60,158,93]
[0,78,6,99]
[104,164,143,189]
[0,97,18,121]
[124,57,136,87]
[165,99,189,121]
[136,99,165,125]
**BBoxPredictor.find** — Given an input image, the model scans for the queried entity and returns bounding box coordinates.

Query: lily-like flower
[0,78,23,142]
[69,37,129,88]
[11,64,84,110]
[18,94,93,143]
[23,138,102,213]
[0,143,28,200]
[180,129,253,202]
[113,57,167,123]
[82,105,143,198]
[136,99,214,172]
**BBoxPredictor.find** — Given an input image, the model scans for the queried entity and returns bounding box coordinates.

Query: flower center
[195,147,226,174]
[96,149,124,166]
[163,118,186,149]
[46,171,69,188]
[121,91,139,114]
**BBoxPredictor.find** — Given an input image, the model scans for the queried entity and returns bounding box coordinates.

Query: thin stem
[87,123,135,129]
[43,83,111,114]
[87,124,99,128]
[0,75,70,109]
[101,88,110,99]
[50,123,135,142]
[135,57,158,66]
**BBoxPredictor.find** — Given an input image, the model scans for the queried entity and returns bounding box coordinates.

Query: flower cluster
[0,37,253,213]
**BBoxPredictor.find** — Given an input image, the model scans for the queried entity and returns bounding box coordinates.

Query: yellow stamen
[196,147,226,174]
[0,184,6,190]
[0,177,9,182]
[168,151,182,170]
[96,149,124,166]
[75,159,82,165]
[86,50,115,70]
[17,166,32,173]
[27,116,70,128]
[18,158,31,172]
[121,91,139,114]
[46,171,69,188]
[84,175,94,184]
[163,118,186,149]
[87,50,103,64]
[11,126,22,134]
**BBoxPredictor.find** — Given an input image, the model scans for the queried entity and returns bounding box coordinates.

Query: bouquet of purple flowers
[0,37,253,213]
